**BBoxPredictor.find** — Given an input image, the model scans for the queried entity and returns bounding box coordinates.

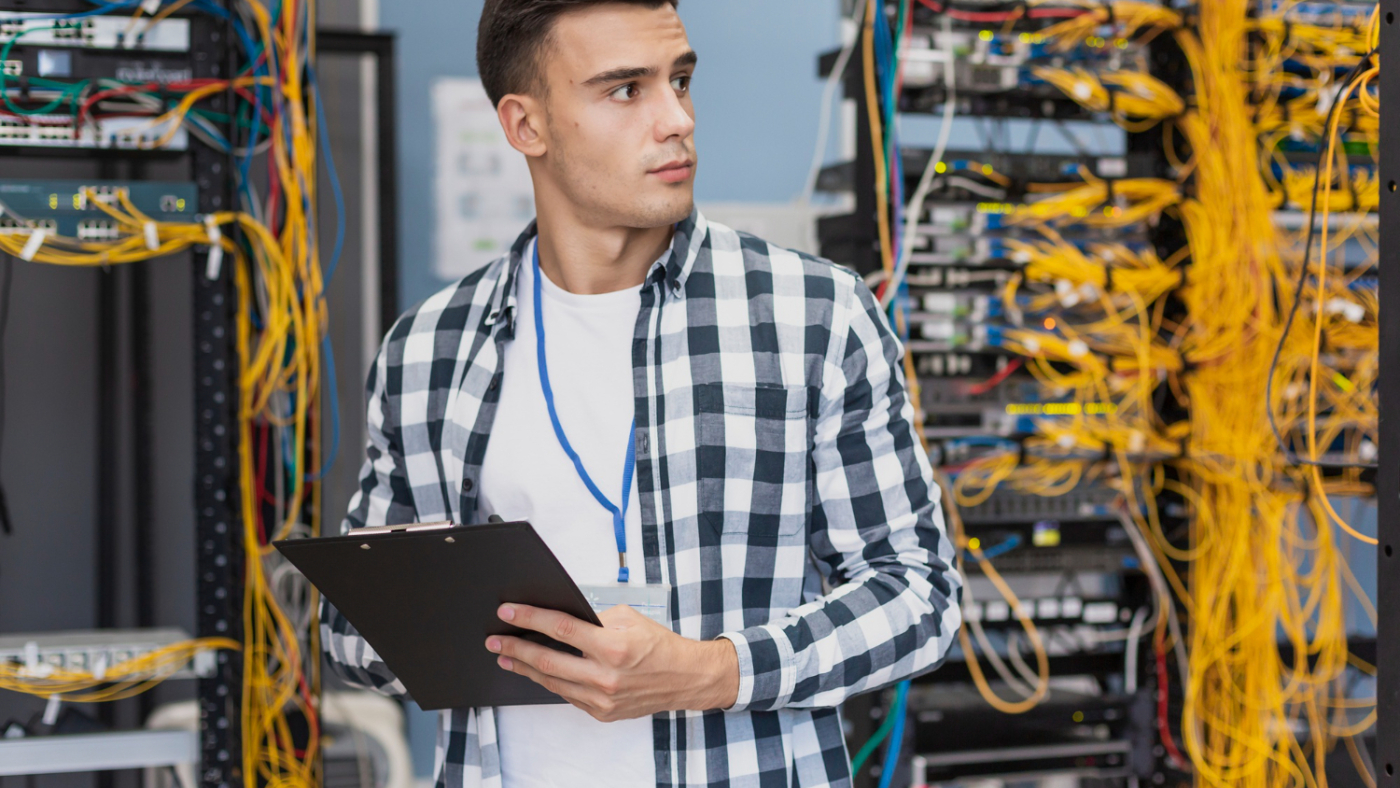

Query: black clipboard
[274,520,600,710]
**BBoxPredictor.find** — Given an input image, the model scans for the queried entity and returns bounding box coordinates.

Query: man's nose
[653,88,695,143]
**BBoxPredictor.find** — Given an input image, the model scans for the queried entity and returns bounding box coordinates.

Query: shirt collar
[484,208,709,333]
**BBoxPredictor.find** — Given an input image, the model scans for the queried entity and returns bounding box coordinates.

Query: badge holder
[577,583,672,626]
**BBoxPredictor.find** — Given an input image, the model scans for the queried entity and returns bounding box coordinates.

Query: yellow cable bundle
[1012,174,1181,227]
[0,638,239,702]
[1153,3,1380,783]
[1279,166,1380,213]
[1032,67,1185,131]
[1037,0,1183,52]
[1009,234,1183,305]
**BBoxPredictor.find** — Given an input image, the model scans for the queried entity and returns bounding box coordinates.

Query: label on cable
[143,221,159,251]
[20,229,45,261]
[204,215,223,280]
[141,0,161,13]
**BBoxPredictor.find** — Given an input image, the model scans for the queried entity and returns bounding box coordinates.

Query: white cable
[882,14,956,308]
[1118,508,1190,690]
[942,175,1009,200]
[1006,629,1043,688]
[1124,606,1149,693]
[799,3,867,206]
[964,580,1036,699]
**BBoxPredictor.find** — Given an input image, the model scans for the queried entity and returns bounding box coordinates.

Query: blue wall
[382,0,843,311]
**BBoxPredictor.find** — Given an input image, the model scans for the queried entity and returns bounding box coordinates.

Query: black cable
[0,253,12,536]
[1265,51,1377,470]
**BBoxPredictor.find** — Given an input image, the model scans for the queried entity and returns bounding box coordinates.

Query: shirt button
[637,433,649,453]
[462,478,474,494]
[488,377,500,392]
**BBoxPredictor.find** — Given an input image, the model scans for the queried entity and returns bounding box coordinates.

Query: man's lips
[649,160,694,184]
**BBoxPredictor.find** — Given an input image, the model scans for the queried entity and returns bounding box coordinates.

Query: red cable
[917,0,1090,23]
[256,422,273,544]
[266,142,283,230]
[1155,632,1190,769]
[967,357,1024,395]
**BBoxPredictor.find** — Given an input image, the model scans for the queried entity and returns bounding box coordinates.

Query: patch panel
[0,628,216,680]
[0,11,190,51]
[958,484,1123,525]
[962,594,1128,626]
[0,114,188,150]
[899,28,1150,93]
[0,216,54,232]
[1265,0,1377,26]
[0,178,198,236]
[819,150,1155,203]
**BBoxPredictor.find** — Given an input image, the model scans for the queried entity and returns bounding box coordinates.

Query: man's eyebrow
[583,66,655,87]
[581,52,698,88]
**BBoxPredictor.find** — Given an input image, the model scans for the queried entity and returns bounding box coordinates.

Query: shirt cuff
[716,623,797,712]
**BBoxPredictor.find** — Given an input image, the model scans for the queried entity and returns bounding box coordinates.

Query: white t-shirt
[479,241,655,788]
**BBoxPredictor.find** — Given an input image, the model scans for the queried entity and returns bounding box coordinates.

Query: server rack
[1374,1,1397,785]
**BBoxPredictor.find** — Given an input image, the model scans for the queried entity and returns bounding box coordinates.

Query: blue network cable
[302,62,346,481]
[877,680,911,788]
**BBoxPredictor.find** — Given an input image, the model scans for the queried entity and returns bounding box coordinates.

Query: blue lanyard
[532,240,635,584]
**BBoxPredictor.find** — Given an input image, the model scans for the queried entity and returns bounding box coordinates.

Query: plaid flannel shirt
[321,210,962,788]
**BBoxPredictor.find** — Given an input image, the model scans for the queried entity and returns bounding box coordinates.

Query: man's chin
[626,192,694,229]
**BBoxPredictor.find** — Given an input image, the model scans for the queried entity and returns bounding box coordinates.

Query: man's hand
[485,603,739,722]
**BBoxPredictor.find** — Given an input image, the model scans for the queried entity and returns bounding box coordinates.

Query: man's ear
[498,94,548,158]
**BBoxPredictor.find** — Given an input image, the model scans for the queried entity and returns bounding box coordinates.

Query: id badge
[577,583,672,626]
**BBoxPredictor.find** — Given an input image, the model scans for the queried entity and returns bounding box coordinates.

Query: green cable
[0,25,91,117]
[850,699,900,775]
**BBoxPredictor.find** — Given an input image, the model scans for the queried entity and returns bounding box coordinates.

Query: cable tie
[1016,441,1027,466]
[1101,444,1113,464]
[1103,265,1115,293]
[203,215,223,280]
[1104,177,1117,205]
[1101,0,1115,27]
[19,229,45,262]
[1281,19,1293,48]
[143,221,159,252]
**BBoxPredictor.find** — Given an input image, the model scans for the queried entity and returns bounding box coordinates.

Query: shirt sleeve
[718,276,963,711]
[318,337,418,700]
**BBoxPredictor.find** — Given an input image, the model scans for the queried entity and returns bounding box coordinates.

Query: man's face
[536,3,697,228]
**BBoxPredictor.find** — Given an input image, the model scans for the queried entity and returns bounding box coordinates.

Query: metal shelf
[0,731,197,776]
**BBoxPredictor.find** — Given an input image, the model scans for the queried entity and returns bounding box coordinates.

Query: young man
[323,1,962,786]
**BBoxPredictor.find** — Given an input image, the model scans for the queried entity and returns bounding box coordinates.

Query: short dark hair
[477,0,679,107]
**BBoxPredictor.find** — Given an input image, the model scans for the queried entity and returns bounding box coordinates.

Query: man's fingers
[486,635,599,686]
[499,603,601,651]
[496,652,595,706]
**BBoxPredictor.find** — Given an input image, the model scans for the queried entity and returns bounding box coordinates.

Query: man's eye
[610,84,639,101]
[671,76,690,93]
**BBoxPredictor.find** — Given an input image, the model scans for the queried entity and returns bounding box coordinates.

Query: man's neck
[534,207,674,296]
